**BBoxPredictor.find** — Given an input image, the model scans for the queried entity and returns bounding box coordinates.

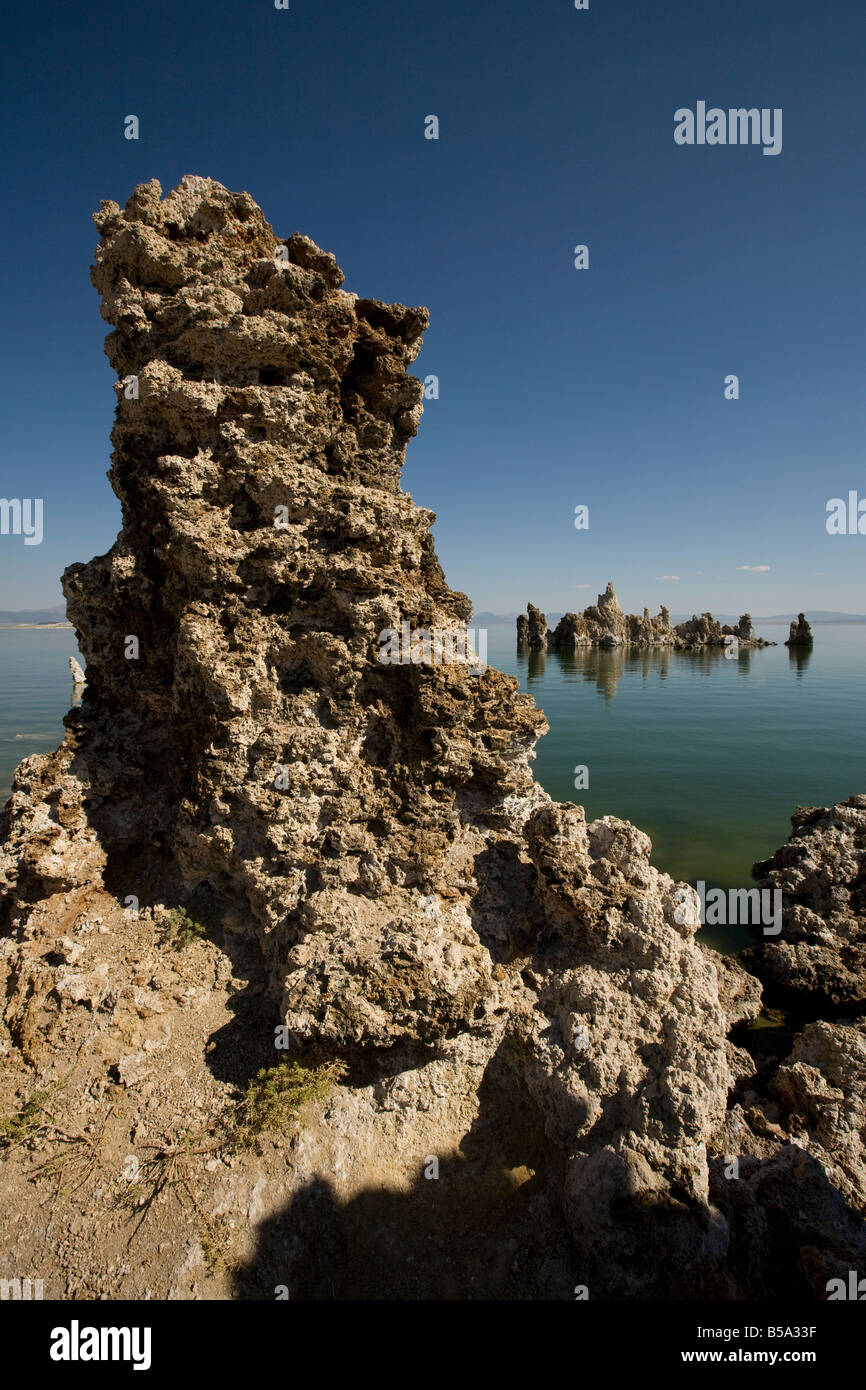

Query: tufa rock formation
[519,588,775,651]
[516,602,547,649]
[786,613,814,646]
[741,796,866,1018]
[0,178,861,1300]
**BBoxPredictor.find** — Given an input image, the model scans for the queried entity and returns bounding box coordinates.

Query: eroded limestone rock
[0,177,860,1299]
[741,796,866,1016]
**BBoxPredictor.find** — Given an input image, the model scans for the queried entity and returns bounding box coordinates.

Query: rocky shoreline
[0,177,861,1301]
[518,586,783,650]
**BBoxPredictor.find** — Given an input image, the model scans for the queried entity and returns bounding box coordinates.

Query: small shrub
[236,1060,345,1145]
[0,1087,54,1150]
[197,1212,241,1275]
[158,906,208,950]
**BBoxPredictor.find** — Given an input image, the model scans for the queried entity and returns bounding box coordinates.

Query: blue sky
[1,0,864,615]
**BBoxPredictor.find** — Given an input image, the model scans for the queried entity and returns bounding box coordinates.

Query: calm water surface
[490,621,866,946]
[0,628,82,802]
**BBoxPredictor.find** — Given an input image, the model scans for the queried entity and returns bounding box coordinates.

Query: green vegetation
[235,1060,346,1145]
[158,906,209,950]
[746,1006,788,1031]
[196,1211,242,1276]
[0,1086,54,1150]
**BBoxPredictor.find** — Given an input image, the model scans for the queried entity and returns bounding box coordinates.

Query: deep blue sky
[2,0,864,615]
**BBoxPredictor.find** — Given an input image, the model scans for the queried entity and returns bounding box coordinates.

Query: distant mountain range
[473,610,866,625]
[747,612,866,623]
[0,605,69,625]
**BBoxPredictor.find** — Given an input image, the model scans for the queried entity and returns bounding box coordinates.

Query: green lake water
[489,621,865,949]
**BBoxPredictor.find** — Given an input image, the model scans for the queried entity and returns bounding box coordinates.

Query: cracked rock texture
[0,177,863,1299]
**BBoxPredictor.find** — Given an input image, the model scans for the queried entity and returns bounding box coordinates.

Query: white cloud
[736,564,771,572]
[656,574,680,581]
[574,584,591,589]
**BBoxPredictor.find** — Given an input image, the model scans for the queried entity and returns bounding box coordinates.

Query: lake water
[0,628,82,802]
[1,622,863,950]
[490,621,865,948]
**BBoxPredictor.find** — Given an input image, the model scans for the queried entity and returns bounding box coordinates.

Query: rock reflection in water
[517,641,766,701]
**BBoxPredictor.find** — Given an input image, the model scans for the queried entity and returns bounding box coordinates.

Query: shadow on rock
[231,1042,578,1300]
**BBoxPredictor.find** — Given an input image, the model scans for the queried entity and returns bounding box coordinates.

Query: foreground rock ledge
[0,177,863,1299]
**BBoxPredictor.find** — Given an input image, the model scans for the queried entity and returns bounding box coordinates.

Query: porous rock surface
[742,796,866,1016]
[0,178,862,1299]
